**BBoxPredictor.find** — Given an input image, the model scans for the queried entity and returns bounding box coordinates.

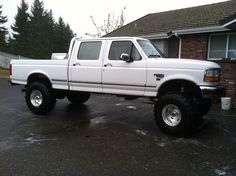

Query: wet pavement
[0,79,236,176]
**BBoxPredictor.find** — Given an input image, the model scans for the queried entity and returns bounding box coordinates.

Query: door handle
[73,63,80,66]
[104,63,112,67]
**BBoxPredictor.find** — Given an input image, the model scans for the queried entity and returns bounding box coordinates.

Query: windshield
[137,40,165,58]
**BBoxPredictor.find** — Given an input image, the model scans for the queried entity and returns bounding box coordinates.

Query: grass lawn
[0,68,10,78]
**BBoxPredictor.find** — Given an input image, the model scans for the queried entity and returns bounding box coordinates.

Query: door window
[108,41,142,61]
[77,41,102,60]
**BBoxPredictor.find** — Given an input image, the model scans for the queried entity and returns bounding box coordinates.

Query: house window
[208,34,236,60]
[228,35,236,58]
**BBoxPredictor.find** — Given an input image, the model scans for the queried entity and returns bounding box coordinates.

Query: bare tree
[86,7,126,37]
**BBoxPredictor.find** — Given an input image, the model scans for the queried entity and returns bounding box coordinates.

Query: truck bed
[11,59,69,90]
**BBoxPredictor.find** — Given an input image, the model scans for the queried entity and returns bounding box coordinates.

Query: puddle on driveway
[115,103,122,106]
[127,106,137,110]
[214,166,233,176]
[89,116,106,127]
[0,140,15,152]
[24,136,57,144]
[135,129,148,136]
[157,138,208,148]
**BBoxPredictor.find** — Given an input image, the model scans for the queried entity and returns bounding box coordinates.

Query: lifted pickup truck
[9,37,225,135]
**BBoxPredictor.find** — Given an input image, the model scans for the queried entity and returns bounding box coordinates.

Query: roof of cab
[74,36,147,41]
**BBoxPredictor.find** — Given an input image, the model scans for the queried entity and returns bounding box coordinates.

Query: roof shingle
[106,0,236,37]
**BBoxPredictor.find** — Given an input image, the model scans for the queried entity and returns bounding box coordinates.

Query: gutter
[173,26,230,35]
[139,33,168,39]
[139,25,230,39]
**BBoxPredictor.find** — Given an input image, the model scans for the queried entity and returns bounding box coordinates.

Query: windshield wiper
[148,54,161,58]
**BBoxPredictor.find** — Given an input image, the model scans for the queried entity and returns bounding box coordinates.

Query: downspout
[167,31,182,58]
[174,33,182,59]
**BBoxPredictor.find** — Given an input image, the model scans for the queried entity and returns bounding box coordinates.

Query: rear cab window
[77,41,102,60]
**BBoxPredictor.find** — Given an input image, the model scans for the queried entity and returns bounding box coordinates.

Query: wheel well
[157,80,202,98]
[27,73,52,88]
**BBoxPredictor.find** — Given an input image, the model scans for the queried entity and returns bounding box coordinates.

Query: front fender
[157,74,199,91]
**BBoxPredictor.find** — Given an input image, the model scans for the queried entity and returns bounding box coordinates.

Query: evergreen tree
[0,5,8,51]
[42,9,56,57]
[54,17,73,53]
[28,0,73,59]
[64,23,74,50]
[8,0,74,58]
[11,0,29,55]
[28,0,56,58]
[27,0,47,58]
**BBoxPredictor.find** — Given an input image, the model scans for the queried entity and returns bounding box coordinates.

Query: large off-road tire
[191,98,211,128]
[67,91,90,105]
[25,82,56,115]
[154,93,195,136]
[197,98,211,117]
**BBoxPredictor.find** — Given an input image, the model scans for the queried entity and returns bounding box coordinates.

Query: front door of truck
[69,40,103,92]
[102,40,146,96]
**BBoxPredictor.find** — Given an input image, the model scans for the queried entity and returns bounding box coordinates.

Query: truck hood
[151,58,220,70]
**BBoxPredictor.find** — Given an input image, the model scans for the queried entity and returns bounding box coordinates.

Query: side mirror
[120,53,133,63]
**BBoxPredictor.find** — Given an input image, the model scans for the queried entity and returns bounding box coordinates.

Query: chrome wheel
[162,104,181,127]
[30,90,43,107]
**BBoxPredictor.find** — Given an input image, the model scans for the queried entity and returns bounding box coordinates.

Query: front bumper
[200,84,226,99]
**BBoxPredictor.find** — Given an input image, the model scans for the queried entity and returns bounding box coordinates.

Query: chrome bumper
[200,84,226,99]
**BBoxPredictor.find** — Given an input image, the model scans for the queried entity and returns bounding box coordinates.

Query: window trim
[77,41,102,60]
[208,32,236,60]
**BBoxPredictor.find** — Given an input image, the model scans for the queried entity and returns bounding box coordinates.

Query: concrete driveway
[0,79,236,176]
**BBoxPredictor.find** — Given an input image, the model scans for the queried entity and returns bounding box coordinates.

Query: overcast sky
[1,0,226,37]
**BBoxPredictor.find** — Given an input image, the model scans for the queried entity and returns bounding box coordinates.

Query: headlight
[204,68,220,82]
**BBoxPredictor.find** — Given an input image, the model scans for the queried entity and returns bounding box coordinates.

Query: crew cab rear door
[102,39,147,95]
[69,40,104,92]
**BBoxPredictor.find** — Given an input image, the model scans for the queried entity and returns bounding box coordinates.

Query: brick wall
[181,34,208,59]
[217,61,236,100]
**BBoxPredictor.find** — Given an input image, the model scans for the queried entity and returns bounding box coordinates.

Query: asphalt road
[0,79,236,176]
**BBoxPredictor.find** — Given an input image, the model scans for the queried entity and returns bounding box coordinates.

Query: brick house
[106,0,236,100]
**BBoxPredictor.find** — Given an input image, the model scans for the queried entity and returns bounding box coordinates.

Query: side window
[77,41,102,60]
[208,34,236,60]
[108,41,142,61]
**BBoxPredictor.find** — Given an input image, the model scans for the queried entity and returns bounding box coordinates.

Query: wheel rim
[162,104,181,127]
[30,90,43,107]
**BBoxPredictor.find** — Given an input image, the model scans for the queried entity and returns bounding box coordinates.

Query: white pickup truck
[9,37,225,135]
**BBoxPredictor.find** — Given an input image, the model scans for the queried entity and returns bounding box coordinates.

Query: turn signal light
[204,69,220,82]
[204,76,220,82]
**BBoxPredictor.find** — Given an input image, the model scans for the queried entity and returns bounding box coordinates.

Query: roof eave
[139,26,231,39]
[139,33,168,39]
[174,26,231,35]
[223,19,236,30]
